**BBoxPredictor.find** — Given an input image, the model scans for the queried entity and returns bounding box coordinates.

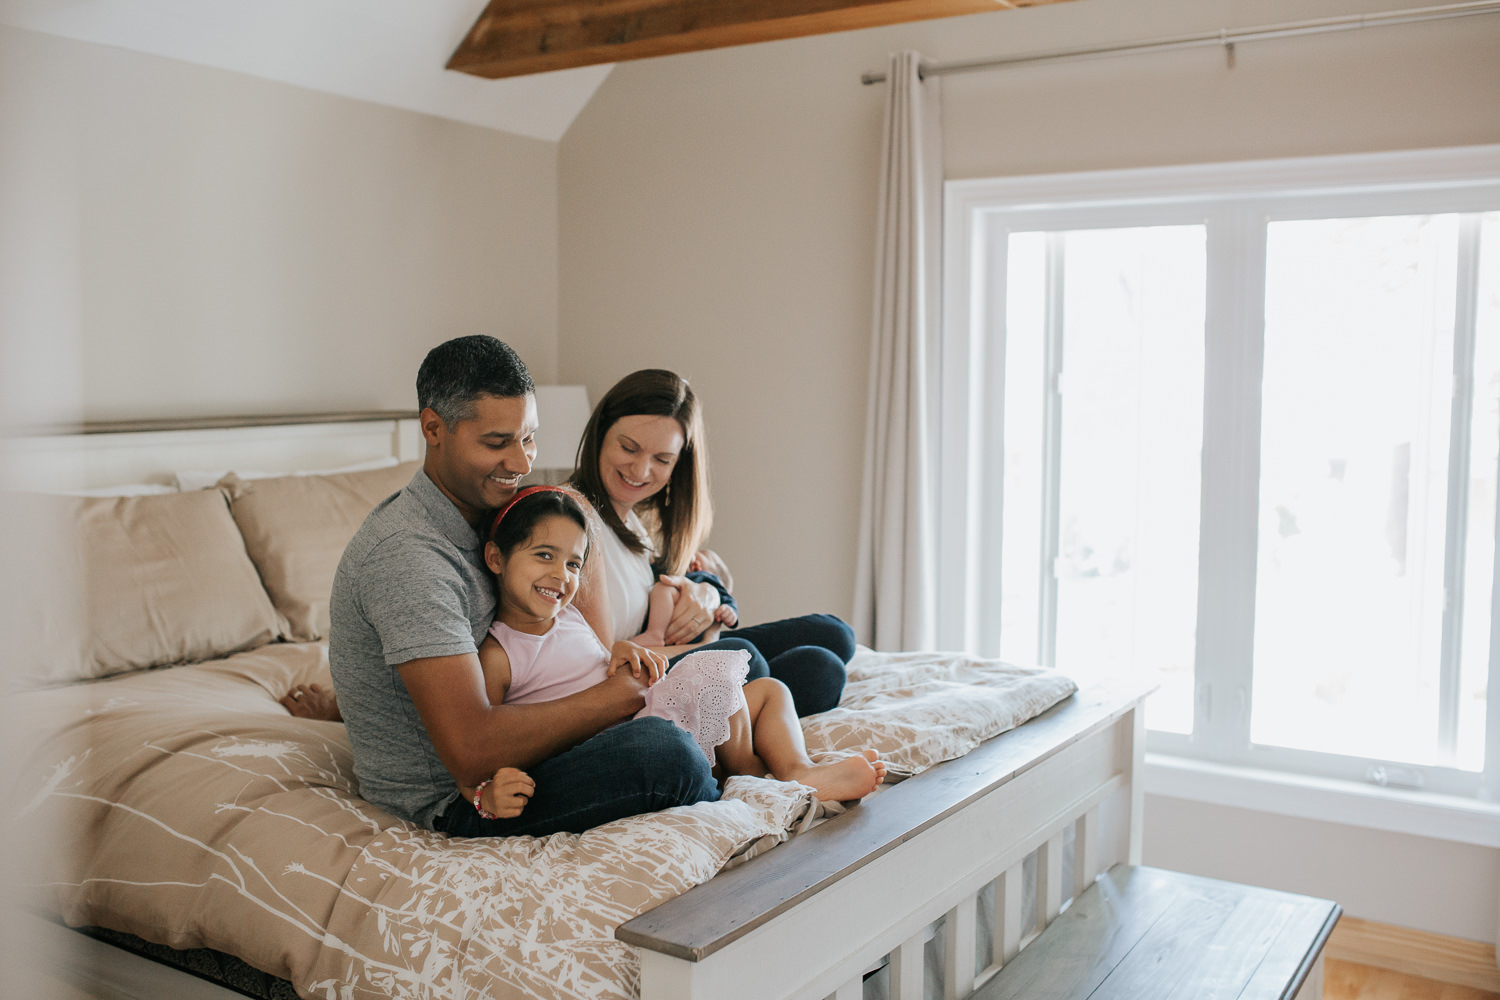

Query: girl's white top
[596,508,654,642]
[488,605,607,705]
[488,602,750,766]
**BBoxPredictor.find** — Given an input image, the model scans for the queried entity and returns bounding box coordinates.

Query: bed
[2,411,1148,1000]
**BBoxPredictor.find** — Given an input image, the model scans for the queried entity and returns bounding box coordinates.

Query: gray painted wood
[21,410,416,437]
[974,866,1341,1000]
[617,681,1147,961]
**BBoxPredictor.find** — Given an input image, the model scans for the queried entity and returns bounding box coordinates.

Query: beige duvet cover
[13,644,1074,1000]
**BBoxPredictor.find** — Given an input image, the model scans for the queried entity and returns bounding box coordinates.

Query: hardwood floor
[1327,959,1500,1000]
[25,954,1500,999]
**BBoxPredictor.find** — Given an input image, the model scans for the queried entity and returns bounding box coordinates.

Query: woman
[570,369,853,717]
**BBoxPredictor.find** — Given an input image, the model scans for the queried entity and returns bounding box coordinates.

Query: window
[998,227,1204,736]
[944,148,1500,800]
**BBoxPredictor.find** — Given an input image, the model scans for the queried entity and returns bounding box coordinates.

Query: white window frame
[941,145,1500,838]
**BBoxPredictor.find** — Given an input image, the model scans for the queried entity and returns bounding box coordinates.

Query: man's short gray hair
[416,336,534,427]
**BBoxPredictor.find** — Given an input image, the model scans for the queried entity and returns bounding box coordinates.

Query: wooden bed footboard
[619,684,1149,1000]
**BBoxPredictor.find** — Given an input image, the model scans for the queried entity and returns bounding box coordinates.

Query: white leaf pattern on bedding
[13,643,1073,999]
[801,648,1078,776]
[20,750,90,817]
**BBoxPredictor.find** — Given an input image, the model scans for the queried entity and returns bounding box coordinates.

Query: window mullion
[1486,424,1500,800]
[1037,232,1066,667]
[1439,215,1483,759]
[1193,207,1265,759]
[973,215,1011,658]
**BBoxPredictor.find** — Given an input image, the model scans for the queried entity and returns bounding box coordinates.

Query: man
[328,335,718,837]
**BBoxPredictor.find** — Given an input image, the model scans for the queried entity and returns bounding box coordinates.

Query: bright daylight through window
[950,149,1500,799]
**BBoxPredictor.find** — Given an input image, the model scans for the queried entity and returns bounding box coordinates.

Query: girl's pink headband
[488,485,575,540]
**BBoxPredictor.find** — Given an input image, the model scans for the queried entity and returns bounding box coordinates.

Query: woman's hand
[608,640,668,685]
[657,575,721,645]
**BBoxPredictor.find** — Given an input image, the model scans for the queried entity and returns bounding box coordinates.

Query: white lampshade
[531,385,593,473]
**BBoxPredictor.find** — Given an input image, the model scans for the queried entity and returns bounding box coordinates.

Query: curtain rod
[860,1,1500,84]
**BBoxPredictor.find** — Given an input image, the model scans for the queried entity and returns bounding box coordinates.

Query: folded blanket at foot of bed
[13,644,1074,1000]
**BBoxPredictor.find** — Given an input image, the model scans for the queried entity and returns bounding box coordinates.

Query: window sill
[1143,753,1500,848]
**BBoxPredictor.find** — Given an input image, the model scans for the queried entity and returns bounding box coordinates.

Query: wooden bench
[974,865,1341,1000]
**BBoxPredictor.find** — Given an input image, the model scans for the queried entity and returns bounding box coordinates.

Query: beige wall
[0,25,559,426]
[558,0,1500,944]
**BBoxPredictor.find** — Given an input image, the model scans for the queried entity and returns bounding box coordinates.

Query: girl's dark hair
[488,487,594,561]
[569,369,711,577]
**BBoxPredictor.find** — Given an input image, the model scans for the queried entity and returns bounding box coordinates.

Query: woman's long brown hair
[570,369,712,577]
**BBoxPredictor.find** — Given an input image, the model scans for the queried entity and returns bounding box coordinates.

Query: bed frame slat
[997,863,1023,965]
[1039,833,1064,925]
[890,933,925,1000]
[1074,806,1101,898]
[945,894,979,999]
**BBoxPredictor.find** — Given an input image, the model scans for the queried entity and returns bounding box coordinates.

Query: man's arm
[399,652,646,785]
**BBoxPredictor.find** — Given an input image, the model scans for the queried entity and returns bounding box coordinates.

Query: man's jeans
[433,715,718,838]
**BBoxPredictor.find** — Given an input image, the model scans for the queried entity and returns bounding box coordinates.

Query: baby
[632,548,739,647]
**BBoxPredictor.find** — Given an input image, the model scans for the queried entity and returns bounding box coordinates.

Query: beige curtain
[853,51,943,652]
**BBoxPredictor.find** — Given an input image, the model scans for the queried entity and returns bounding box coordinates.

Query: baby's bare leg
[743,678,886,802]
[633,581,678,647]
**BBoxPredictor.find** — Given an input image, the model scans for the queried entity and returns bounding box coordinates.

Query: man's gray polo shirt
[329,468,496,828]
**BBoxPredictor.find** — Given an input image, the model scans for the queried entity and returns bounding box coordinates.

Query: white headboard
[1,411,423,493]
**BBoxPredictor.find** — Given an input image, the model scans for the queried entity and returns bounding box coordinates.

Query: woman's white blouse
[597,509,654,642]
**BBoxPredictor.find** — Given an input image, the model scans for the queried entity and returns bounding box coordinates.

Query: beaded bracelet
[472,779,499,820]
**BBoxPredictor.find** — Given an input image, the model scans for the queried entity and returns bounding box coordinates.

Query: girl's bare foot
[280,683,342,721]
[785,749,886,802]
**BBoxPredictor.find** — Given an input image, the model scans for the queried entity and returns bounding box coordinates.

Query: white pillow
[174,456,400,492]
[61,482,178,497]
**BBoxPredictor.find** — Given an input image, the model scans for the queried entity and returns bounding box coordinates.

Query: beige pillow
[224,462,419,641]
[8,489,281,684]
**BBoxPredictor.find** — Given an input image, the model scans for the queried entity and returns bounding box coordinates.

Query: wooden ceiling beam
[448,0,1072,80]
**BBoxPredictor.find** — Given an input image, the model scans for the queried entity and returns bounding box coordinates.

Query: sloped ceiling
[0,0,613,142]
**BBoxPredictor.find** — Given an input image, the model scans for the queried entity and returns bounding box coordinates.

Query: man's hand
[607,640,667,685]
[658,575,722,645]
[280,682,342,721]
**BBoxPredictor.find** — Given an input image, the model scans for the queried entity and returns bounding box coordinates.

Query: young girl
[465,486,886,823]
